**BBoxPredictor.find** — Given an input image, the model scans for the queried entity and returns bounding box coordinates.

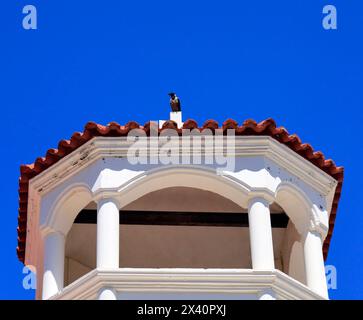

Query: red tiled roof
[17,119,343,263]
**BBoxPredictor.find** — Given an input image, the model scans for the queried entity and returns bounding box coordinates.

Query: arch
[45,183,93,236]
[113,166,251,210]
[41,166,317,241]
[40,166,253,240]
[275,181,313,236]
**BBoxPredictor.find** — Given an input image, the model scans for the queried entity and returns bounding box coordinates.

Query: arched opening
[64,200,97,287]
[63,193,301,286]
[119,187,251,268]
[50,169,313,289]
[275,183,312,285]
[63,186,294,276]
[43,185,95,288]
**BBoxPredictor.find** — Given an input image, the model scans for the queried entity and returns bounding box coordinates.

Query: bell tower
[17,118,343,300]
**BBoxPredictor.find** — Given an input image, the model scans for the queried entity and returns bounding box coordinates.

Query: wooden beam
[74,210,289,228]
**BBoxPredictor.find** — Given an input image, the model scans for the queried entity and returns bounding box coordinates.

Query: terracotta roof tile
[17,118,343,263]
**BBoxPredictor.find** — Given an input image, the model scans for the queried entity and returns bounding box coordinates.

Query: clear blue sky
[0,1,362,299]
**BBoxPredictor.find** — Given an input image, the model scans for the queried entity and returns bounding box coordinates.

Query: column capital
[305,224,327,241]
[303,215,329,241]
[247,195,273,208]
[94,194,121,210]
[40,226,66,239]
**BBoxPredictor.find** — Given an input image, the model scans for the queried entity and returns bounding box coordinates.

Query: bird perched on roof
[168,92,181,112]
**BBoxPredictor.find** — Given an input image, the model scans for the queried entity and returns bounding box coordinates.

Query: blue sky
[0,1,362,299]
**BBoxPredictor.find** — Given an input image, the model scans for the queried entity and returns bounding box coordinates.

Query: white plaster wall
[119,225,252,268]
[64,257,92,286]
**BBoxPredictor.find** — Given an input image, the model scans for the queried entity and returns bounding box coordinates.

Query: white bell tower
[17,118,343,300]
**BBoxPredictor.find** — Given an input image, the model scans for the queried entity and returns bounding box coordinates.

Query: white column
[97,198,119,269]
[258,288,276,300]
[98,288,117,300]
[248,197,275,270]
[42,231,65,300]
[303,230,328,299]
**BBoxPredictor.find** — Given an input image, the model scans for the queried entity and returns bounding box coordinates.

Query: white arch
[275,181,314,235]
[42,166,317,242]
[45,183,93,236]
[113,166,251,210]
[42,166,319,238]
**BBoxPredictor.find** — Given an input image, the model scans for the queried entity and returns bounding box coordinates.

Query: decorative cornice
[30,136,336,197]
[49,268,325,300]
